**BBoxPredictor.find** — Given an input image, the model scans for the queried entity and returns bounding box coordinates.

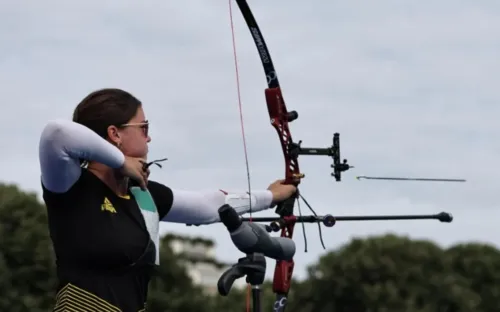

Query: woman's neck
[87,162,129,196]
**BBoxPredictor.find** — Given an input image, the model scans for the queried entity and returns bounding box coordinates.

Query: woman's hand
[267,179,297,205]
[119,156,149,190]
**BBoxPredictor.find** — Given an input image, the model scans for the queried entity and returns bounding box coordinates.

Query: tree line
[1,182,498,312]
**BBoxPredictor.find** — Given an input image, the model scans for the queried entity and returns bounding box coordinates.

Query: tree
[211,283,247,312]
[0,183,57,312]
[289,234,482,312]
[446,243,500,312]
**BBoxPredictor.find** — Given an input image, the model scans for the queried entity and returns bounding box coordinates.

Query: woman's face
[115,106,151,159]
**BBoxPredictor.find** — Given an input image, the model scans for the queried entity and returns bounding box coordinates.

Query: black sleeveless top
[42,169,173,312]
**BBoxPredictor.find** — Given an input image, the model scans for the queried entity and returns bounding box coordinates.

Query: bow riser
[265,88,302,185]
[265,86,301,301]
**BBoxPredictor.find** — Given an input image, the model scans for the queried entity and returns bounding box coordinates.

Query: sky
[1,1,499,281]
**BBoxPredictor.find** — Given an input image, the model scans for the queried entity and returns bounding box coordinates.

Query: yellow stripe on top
[118,194,130,199]
[53,283,121,312]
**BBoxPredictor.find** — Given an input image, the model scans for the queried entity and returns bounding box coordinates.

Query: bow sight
[287,126,352,182]
[276,108,352,182]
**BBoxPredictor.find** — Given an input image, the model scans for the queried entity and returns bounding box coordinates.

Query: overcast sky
[1,1,499,281]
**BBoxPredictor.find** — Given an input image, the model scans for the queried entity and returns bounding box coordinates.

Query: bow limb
[234,1,300,310]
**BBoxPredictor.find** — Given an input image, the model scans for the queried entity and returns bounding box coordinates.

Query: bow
[230,1,351,310]
[227,1,457,311]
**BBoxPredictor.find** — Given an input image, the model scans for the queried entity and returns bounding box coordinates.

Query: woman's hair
[73,88,142,139]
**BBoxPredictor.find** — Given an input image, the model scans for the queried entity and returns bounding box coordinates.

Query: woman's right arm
[38,119,125,193]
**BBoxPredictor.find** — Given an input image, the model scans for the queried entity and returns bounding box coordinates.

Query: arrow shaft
[357,176,466,182]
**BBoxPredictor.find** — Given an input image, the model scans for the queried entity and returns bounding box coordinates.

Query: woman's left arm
[147,181,274,224]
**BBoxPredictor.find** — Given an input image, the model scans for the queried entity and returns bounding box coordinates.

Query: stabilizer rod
[241,212,453,232]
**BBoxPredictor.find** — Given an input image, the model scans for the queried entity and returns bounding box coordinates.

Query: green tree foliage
[0,183,57,312]
[211,283,248,312]
[446,243,500,311]
[289,234,484,312]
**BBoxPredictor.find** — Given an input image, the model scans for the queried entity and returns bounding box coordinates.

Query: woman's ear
[106,125,122,147]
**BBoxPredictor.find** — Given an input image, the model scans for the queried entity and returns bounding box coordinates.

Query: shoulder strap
[130,186,160,265]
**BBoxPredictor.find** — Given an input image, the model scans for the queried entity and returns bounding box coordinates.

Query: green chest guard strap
[130,187,160,265]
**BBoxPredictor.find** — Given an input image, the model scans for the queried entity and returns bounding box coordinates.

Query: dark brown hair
[73,88,142,139]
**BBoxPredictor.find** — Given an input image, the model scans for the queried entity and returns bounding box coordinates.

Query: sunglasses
[119,120,149,137]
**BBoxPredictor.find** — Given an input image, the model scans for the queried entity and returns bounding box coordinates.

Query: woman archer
[38,87,296,312]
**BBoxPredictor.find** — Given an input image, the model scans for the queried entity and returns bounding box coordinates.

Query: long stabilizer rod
[241,212,453,232]
[356,176,466,182]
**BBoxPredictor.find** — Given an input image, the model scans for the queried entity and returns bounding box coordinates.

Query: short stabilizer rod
[241,212,453,232]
